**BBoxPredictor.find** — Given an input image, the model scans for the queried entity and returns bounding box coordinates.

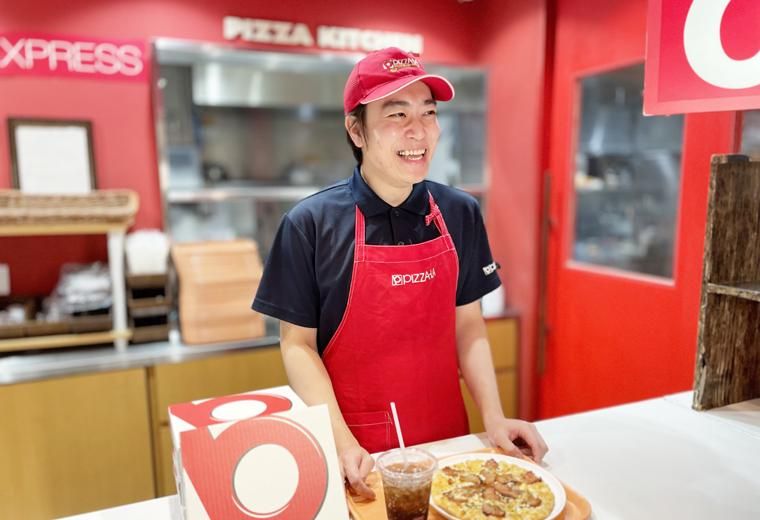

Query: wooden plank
[694,294,760,409]
[0,223,128,236]
[157,426,177,497]
[0,369,155,519]
[706,282,760,303]
[0,330,132,352]
[703,157,760,284]
[127,273,168,288]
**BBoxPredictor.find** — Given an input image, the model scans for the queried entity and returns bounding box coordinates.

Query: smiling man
[252,47,548,499]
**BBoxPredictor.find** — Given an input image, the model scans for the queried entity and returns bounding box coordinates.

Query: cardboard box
[168,387,349,520]
[171,240,265,344]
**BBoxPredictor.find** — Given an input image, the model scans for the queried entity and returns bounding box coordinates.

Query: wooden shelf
[0,330,132,353]
[694,155,760,410]
[706,282,760,303]
[0,196,135,351]
[0,222,128,236]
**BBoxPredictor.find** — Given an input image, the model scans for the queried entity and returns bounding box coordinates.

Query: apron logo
[391,268,436,286]
[482,262,497,276]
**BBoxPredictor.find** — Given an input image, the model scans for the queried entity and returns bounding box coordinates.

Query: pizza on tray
[431,457,556,519]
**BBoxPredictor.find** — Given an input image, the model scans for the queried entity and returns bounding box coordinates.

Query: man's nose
[405,116,425,139]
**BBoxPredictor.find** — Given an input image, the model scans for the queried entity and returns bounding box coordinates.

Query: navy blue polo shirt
[252,167,501,355]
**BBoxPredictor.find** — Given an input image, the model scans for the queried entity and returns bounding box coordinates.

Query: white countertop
[61,391,760,520]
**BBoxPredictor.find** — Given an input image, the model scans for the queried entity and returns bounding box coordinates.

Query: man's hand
[483,415,549,464]
[339,442,376,500]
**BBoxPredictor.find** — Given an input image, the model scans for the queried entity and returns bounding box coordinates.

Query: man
[253,47,547,499]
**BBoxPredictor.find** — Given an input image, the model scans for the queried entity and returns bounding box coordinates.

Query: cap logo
[382,56,420,73]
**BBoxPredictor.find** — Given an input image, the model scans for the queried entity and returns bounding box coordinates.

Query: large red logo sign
[645,0,760,114]
[181,416,328,519]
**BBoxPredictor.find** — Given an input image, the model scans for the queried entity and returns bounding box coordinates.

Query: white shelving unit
[0,221,132,353]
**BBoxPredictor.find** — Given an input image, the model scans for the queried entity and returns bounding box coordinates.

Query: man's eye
[425,110,438,116]
[389,112,406,119]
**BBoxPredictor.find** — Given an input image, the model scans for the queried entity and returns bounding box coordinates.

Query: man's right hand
[339,443,376,500]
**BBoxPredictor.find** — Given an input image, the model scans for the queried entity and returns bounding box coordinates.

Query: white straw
[390,401,408,463]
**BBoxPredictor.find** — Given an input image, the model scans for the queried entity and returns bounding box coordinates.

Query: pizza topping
[442,466,462,477]
[482,503,506,517]
[461,473,483,485]
[444,487,478,503]
[496,473,517,485]
[480,468,496,485]
[493,481,521,498]
[524,493,543,508]
[484,458,499,469]
[483,487,499,501]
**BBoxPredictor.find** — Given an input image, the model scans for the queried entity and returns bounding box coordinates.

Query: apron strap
[354,206,366,262]
[354,191,454,257]
[425,192,453,241]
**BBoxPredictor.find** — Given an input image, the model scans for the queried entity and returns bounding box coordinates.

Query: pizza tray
[346,449,591,520]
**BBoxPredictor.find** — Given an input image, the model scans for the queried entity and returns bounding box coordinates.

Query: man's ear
[345,115,364,148]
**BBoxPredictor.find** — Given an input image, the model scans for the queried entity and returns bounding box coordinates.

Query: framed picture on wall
[8,118,97,194]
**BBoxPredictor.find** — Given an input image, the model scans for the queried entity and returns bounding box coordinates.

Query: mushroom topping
[522,471,542,484]
[482,503,506,517]
[524,493,542,508]
[444,488,477,503]
[484,458,499,470]
[442,466,461,477]
[493,482,521,498]
[461,473,483,485]
[480,469,496,486]
[483,487,499,501]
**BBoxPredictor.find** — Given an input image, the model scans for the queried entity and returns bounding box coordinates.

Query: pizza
[431,457,555,519]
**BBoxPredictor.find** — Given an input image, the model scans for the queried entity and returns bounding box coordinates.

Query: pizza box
[168,386,350,519]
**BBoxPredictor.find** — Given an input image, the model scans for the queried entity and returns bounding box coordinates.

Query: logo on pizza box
[168,387,348,520]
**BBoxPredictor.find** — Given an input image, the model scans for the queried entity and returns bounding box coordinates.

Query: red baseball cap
[343,47,455,114]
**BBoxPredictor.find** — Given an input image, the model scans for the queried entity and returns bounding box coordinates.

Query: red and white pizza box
[168,388,348,519]
[168,385,306,448]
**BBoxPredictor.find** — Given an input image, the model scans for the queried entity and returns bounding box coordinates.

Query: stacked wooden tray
[127,273,170,344]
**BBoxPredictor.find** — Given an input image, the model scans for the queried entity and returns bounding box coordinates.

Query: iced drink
[376,447,437,520]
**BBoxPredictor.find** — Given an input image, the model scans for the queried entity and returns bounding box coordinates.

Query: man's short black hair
[345,104,366,165]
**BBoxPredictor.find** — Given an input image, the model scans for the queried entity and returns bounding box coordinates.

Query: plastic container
[125,229,170,275]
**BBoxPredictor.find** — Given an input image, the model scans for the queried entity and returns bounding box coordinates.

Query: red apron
[323,193,469,454]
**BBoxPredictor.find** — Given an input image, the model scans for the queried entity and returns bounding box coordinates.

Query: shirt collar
[348,166,429,217]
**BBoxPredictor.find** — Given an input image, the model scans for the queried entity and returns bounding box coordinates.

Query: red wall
[477,0,549,420]
[537,0,739,418]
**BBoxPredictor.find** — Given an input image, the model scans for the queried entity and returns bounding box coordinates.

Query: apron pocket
[343,410,393,453]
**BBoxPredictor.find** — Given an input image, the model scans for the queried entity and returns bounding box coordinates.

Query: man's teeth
[397,149,426,157]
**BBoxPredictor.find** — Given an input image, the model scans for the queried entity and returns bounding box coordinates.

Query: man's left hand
[483,416,549,464]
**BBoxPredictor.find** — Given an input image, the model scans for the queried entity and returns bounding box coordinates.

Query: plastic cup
[376,447,437,520]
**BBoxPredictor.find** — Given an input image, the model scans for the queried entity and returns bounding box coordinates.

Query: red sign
[0,33,147,82]
[182,416,328,519]
[644,0,760,114]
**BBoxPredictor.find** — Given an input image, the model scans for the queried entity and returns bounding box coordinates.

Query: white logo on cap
[383,57,420,73]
